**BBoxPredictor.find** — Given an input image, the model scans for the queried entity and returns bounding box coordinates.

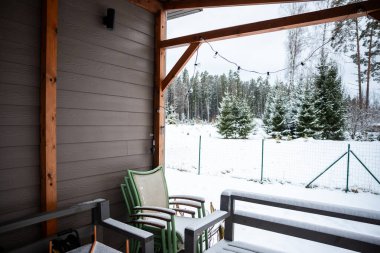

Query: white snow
[164,124,380,252]
[165,124,380,193]
[165,169,380,253]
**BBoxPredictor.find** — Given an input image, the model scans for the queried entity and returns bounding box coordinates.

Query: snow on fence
[165,125,380,193]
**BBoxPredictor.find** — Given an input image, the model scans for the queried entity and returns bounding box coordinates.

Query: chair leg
[167,222,173,253]
[161,229,167,253]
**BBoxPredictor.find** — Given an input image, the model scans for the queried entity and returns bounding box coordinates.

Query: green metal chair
[121,166,209,253]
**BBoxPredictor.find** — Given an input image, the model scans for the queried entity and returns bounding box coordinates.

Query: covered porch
[0,0,380,252]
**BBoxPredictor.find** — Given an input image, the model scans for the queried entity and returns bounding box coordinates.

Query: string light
[201,33,336,76]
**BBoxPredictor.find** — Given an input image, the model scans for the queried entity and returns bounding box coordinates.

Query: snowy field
[165,169,380,253]
[165,124,380,193]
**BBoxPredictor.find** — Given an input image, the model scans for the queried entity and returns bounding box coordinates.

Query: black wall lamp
[103,8,115,30]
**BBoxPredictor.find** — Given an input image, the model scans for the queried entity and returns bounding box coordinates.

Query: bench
[0,199,154,253]
[184,190,380,253]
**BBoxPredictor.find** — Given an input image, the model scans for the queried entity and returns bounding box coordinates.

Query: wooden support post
[162,42,201,91]
[41,0,58,236]
[153,10,166,167]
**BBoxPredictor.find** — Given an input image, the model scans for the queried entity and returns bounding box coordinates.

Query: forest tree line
[165,0,380,141]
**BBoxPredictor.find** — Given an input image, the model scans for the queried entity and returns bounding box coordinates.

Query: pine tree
[216,93,235,139]
[285,82,303,137]
[313,56,346,140]
[217,93,253,139]
[296,85,317,137]
[263,87,275,133]
[235,98,254,139]
[271,90,287,136]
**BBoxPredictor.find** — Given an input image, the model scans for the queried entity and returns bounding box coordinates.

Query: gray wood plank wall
[56,0,154,246]
[0,0,154,251]
[0,1,41,250]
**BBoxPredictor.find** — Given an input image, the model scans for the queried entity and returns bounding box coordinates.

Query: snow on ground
[165,124,380,193]
[165,123,380,252]
[165,169,380,253]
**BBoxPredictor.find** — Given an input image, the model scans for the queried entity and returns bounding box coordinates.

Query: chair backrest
[128,166,169,209]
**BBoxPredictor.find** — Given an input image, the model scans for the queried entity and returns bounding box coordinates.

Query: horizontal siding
[0,40,40,67]
[0,1,40,27]
[58,53,153,86]
[57,126,152,144]
[58,171,129,201]
[57,155,152,182]
[56,0,154,247]
[59,3,154,47]
[0,126,39,147]
[0,83,39,106]
[57,109,152,126]
[58,71,153,99]
[62,0,154,27]
[0,1,40,250]
[0,105,39,126]
[0,145,39,170]
[0,61,39,87]
[57,90,152,113]
[0,18,40,48]
[59,37,153,73]
[0,166,39,191]
[0,185,39,216]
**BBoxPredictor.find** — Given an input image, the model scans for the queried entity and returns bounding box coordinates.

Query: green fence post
[198,135,202,175]
[346,144,350,192]
[261,139,264,183]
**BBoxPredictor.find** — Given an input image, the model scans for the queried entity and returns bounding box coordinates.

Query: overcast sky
[166,3,376,99]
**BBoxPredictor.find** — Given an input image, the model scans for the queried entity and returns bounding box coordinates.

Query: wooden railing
[184,190,380,253]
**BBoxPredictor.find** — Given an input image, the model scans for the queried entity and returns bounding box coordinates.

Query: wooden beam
[369,10,380,21]
[153,10,166,167]
[160,0,380,48]
[128,0,162,13]
[163,0,319,10]
[41,0,58,236]
[162,42,201,91]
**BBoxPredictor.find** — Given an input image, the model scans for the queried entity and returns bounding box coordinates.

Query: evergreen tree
[235,98,254,139]
[313,56,346,140]
[271,89,287,135]
[263,86,275,133]
[217,94,253,139]
[166,103,179,125]
[285,82,303,137]
[296,85,317,137]
[216,93,235,138]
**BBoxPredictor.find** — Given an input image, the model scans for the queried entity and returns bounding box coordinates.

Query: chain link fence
[165,130,380,193]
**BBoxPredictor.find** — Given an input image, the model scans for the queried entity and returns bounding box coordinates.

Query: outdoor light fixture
[103,8,115,30]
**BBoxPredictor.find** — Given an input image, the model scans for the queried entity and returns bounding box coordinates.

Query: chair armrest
[100,218,154,252]
[184,211,229,253]
[134,206,176,216]
[169,200,202,209]
[130,213,171,222]
[132,219,166,229]
[169,195,205,203]
[172,208,196,216]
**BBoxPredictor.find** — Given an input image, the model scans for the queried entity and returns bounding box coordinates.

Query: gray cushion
[67,242,122,253]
